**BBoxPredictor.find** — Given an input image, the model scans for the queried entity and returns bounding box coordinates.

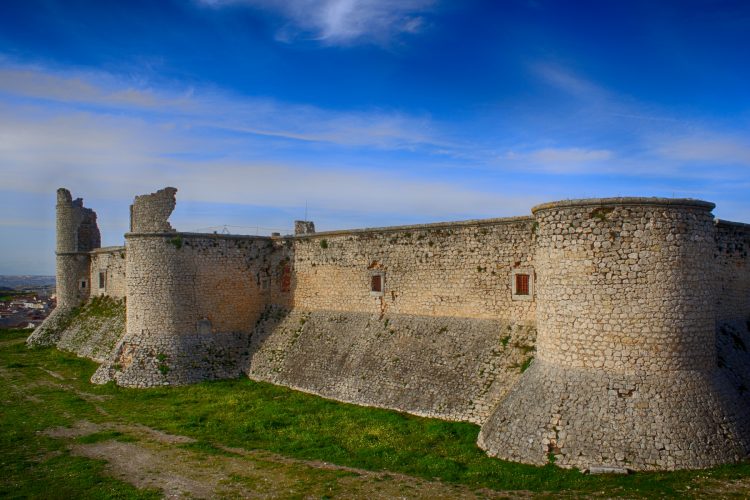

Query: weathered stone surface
[129,187,177,233]
[56,297,126,362]
[247,308,536,424]
[30,189,750,472]
[478,198,750,470]
[28,188,100,346]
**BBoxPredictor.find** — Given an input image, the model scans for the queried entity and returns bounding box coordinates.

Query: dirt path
[44,420,530,499]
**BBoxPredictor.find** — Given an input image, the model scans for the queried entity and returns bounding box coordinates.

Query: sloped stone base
[478,360,750,471]
[247,307,536,424]
[92,331,251,387]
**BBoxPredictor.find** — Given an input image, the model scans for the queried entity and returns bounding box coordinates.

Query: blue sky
[1,0,749,274]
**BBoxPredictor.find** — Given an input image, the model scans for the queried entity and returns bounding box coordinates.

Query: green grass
[0,329,159,499]
[3,327,750,497]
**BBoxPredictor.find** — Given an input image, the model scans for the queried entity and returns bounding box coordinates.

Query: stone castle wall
[244,218,538,423]
[89,247,127,299]
[291,218,536,322]
[31,186,750,472]
[715,220,750,325]
[479,198,750,471]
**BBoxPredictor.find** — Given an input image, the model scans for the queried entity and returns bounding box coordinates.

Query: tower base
[478,360,750,471]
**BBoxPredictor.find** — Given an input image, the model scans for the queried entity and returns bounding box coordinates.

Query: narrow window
[99,272,106,289]
[511,268,534,301]
[80,280,87,289]
[515,274,529,295]
[370,271,385,296]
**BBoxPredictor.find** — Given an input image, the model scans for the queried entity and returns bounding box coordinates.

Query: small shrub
[168,235,183,249]
[320,239,328,249]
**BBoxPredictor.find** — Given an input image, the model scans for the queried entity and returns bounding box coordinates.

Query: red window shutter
[516,274,529,295]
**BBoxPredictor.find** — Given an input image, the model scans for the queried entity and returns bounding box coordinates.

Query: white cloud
[198,0,434,45]
[655,134,750,166]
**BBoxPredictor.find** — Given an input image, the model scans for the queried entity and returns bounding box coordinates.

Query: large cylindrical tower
[478,198,750,471]
[91,187,255,387]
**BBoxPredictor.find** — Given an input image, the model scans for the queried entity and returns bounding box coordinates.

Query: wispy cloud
[0,64,444,151]
[198,0,435,46]
[655,134,750,167]
[0,61,536,229]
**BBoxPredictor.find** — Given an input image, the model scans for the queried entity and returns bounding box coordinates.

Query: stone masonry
[30,188,750,472]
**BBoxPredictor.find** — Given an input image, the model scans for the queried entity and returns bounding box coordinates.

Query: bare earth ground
[43,419,530,499]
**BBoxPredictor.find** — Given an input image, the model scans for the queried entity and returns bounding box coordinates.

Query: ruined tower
[27,188,100,345]
[478,198,750,471]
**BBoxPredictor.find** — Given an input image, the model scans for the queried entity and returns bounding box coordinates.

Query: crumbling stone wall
[294,220,315,235]
[129,187,177,233]
[89,247,127,299]
[479,198,750,471]
[28,189,100,346]
[292,217,536,322]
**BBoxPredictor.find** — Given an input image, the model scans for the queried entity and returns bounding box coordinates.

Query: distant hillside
[0,276,56,289]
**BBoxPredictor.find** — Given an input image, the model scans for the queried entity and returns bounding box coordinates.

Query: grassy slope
[0,329,158,499]
[3,327,750,498]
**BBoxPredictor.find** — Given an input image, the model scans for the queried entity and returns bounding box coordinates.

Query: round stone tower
[54,188,98,309]
[28,188,100,346]
[478,198,750,471]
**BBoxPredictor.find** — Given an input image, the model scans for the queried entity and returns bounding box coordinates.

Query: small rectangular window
[511,268,533,301]
[515,274,529,295]
[371,274,382,293]
[99,272,106,289]
[80,280,87,289]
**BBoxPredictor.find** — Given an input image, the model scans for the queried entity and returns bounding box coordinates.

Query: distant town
[0,276,56,329]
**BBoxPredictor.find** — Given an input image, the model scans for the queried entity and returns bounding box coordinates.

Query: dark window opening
[371,274,382,293]
[515,274,530,295]
[80,280,87,289]
[99,272,105,289]
[281,264,291,293]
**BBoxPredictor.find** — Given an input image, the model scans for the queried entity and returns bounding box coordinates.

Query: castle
[29,187,750,472]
